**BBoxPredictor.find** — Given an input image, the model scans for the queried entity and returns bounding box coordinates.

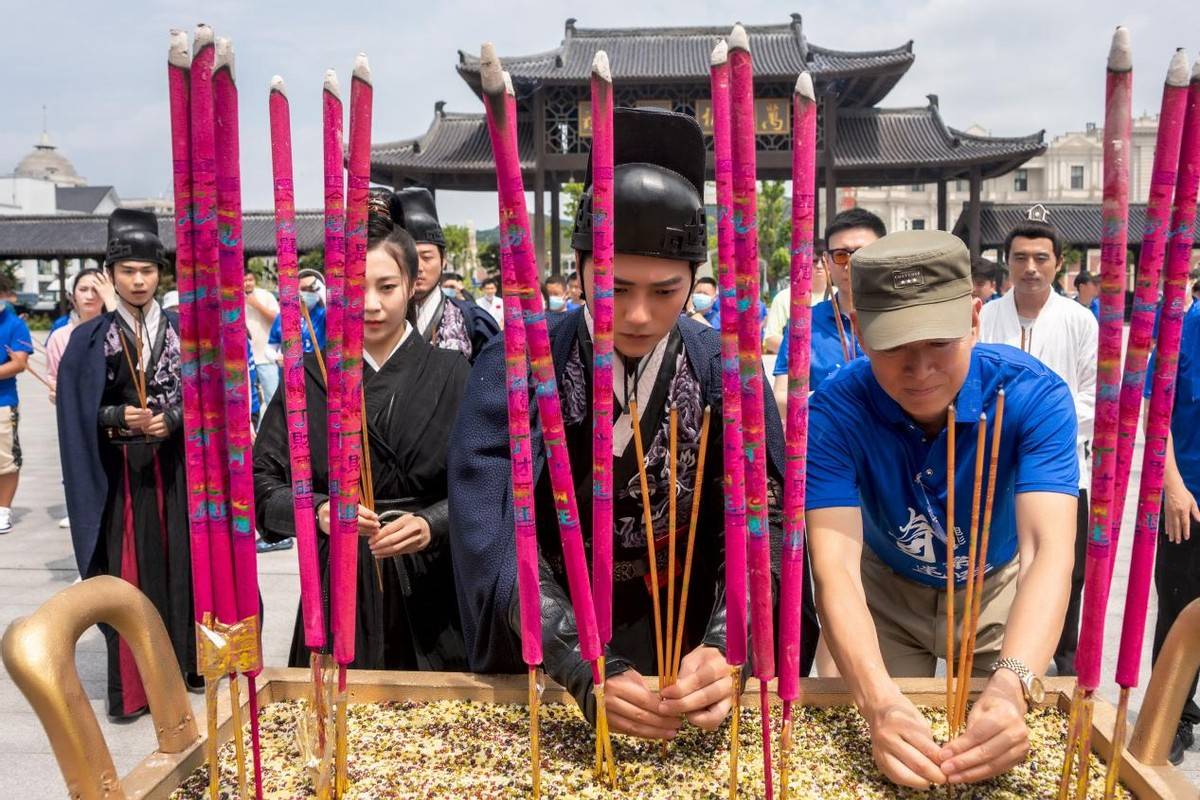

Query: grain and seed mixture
[170,700,1129,799]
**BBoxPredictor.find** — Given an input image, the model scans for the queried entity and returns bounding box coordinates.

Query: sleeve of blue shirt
[773,324,790,377]
[268,314,282,347]
[10,318,33,355]
[805,380,862,509]
[1014,376,1079,495]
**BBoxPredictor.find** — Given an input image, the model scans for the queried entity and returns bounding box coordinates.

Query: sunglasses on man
[825,247,864,267]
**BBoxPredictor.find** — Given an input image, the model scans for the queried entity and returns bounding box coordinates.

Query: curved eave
[951,202,1200,249]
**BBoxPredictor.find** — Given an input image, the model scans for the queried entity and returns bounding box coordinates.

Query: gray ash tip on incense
[214,37,235,79]
[168,30,190,68]
[1193,55,1200,83]
[1107,26,1132,72]
[270,75,287,97]
[1166,49,1190,87]
[353,53,372,84]
[502,70,514,97]
[795,72,815,102]
[711,39,728,66]
[729,23,749,52]
[193,24,214,54]
[480,42,507,97]
[324,69,341,99]
[591,50,611,82]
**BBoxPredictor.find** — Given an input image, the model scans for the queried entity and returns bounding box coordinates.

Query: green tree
[757,180,791,297]
[443,224,470,270]
[561,182,584,227]
[478,241,500,272]
[297,248,325,274]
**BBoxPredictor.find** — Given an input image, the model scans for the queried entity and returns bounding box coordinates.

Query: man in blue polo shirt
[771,208,881,414]
[1150,302,1200,765]
[0,276,31,534]
[806,230,1078,789]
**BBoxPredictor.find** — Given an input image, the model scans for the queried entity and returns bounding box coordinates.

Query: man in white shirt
[980,216,1097,676]
[243,272,280,410]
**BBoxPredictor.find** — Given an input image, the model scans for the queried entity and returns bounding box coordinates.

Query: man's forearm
[0,360,26,380]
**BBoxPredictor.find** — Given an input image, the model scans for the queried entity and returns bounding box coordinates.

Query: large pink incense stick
[730,23,775,798]
[482,49,616,782]
[269,76,326,649]
[332,54,373,670]
[213,39,265,798]
[710,39,748,672]
[1116,58,1200,690]
[480,43,602,672]
[189,26,237,630]
[779,71,816,716]
[589,51,615,648]
[212,37,261,662]
[1076,26,1133,695]
[167,31,213,626]
[1108,49,1190,568]
[320,69,349,672]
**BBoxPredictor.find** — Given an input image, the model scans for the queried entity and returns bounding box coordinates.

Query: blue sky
[1,0,1197,226]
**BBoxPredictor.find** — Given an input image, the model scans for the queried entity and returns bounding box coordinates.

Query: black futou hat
[104,208,167,269]
[392,187,446,248]
[571,107,707,265]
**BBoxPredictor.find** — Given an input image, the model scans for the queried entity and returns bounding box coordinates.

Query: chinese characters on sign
[578,98,792,137]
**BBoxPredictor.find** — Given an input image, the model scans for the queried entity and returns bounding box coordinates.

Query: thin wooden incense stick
[629,399,666,690]
[671,407,712,683]
[666,406,679,689]
[945,404,957,735]
[953,413,988,732]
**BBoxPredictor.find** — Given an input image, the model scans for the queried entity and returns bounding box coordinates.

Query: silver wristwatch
[991,657,1045,707]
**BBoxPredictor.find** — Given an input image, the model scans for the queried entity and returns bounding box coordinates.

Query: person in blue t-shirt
[0,275,31,533]
[806,230,1078,789]
[772,208,882,413]
[687,276,721,327]
[267,268,327,364]
[1073,271,1100,319]
[1147,301,1200,765]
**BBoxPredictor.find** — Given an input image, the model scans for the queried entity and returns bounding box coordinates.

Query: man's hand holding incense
[605,668,681,740]
[123,406,153,431]
[865,691,947,789]
[939,670,1029,784]
[659,646,734,729]
[144,413,170,438]
[369,513,430,557]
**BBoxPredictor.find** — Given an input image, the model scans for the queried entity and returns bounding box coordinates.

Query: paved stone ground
[2,366,1197,796]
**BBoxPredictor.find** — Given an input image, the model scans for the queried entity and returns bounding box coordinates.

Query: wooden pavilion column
[936,180,948,231]
[967,167,982,257]
[550,176,560,275]
[533,91,547,275]
[821,92,839,230]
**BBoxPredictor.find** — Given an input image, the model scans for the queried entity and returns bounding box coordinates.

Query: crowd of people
[13,106,1198,786]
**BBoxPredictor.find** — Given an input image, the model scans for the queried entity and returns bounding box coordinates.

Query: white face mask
[301,290,320,310]
[691,292,715,312]
[548,295,567,311]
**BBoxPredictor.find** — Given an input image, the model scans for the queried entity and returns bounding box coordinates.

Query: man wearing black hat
[389,187,498,362]
[449,108,816,739]
[56,208,196,721]
[806,230,1079,787]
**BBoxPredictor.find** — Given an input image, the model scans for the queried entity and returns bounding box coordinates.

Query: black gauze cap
[104,208,167,268]
[392,187,445,248]
[571,107,707,264]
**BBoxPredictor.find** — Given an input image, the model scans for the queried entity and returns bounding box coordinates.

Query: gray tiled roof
[54,186,116,214]
[456,16,913,108]
[0,211,326,259]
[953,202,1200,249]
[372,102,1044,185]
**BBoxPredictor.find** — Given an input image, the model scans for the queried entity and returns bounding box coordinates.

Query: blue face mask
[442,287,458,299]
[548,295,567,311]
[691,293,714,313]
[301,291,320,310]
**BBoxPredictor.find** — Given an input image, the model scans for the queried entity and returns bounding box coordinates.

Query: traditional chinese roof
[952,202,1200,249]
[456,15,913,108]
[371,99,1044,189]
[0,211,326,260]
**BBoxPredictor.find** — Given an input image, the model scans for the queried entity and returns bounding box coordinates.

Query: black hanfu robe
[253,330,470,670]
[449,309,818,722]
[413,290,499,364]
[56,307,194,717]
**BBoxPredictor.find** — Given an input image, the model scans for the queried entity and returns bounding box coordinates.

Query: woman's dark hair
[1004,220,1063,261]
[71,267,106,296]
[366,212,419,284]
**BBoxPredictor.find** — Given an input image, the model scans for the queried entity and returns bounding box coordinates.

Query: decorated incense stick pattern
[269,77,325,650]
[189,26,237,629]
[778,72,815,709]
[168,30,214,627]
[212,38,261,658]
[1076,25,1133,695]
[1108,49,1190,575]
[590,51,615,647]
[710,39,748,671]
[1115,59,1200,689]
